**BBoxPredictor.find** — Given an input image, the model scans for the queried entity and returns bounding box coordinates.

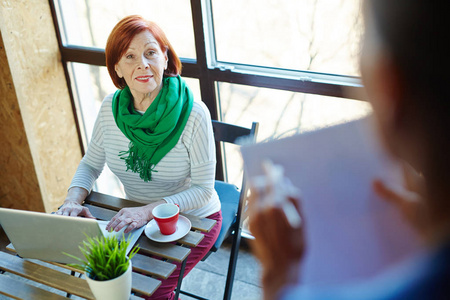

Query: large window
[51,0,367,208]
[213,0,363,76]
[58,0,196,59]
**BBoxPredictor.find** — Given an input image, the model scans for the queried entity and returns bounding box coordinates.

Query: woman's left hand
[107,200,165,233]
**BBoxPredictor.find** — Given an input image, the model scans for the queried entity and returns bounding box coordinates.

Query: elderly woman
[57,15,222,299]
[250,0,448,299]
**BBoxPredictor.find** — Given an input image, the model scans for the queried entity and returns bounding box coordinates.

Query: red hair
[105,15,182,89]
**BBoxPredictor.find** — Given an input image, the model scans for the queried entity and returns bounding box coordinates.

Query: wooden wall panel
[0,0,82,212]
[0,33,44,211]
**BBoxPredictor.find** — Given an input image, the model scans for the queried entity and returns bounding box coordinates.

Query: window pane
[212,0,363,76]
[69,62,201,196]
[183,78,202,103]
[57,0,195,59]
[217,82,371,186]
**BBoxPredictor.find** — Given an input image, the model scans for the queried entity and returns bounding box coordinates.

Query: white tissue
[251,159,302,228]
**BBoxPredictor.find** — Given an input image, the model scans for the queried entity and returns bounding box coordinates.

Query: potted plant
[65,234,139,300]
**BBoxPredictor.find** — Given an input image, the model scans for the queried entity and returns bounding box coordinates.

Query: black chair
[179,120,258,300]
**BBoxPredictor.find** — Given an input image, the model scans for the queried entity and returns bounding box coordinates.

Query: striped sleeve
[69,103,106,192]
[163,102,217,211]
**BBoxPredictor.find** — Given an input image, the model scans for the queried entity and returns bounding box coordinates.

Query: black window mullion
[209,67,364,100]
[190,0,224,181]
[190,0,218,119]
[61,46,105,66]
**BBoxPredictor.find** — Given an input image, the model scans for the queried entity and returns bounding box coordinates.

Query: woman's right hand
[56,187,95,218]
[56,201,95,218]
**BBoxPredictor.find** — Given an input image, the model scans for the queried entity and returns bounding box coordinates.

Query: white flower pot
[85,260,132,300]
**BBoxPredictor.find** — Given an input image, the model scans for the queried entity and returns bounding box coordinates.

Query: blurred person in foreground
[56,15,222,299]
[249,0,448,299]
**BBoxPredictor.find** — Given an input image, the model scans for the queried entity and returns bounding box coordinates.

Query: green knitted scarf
[112,75,193,182]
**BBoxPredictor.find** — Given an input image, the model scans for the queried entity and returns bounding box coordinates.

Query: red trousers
[148,210,223,300]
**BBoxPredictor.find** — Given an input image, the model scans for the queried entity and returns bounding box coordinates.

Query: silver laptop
[0,207,144,264]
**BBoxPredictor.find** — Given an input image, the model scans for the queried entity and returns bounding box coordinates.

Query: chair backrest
[208,120,259,299]
[211,120,258,250]
[212,119,259,184]
[212,120,258,145]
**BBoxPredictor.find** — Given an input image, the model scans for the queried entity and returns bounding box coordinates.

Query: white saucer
[145,215,191,243]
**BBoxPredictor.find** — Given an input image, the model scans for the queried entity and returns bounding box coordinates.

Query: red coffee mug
[153,203,179,235]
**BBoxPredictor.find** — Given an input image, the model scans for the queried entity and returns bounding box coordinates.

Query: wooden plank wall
[0,0,82,212]
[0,32,44,212]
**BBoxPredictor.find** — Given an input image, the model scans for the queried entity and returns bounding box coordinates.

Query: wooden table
[0,191,216,299]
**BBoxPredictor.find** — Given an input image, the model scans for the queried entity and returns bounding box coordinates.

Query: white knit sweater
[70,94,220,218]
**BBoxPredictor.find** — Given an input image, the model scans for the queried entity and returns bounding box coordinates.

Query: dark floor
[0,226,262,300]
[179,239,262,300]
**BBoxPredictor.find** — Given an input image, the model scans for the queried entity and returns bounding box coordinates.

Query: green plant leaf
[63,229,140,281]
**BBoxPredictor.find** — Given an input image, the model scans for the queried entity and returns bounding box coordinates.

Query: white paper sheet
[241,116,421,286]
[97,220,144,255]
